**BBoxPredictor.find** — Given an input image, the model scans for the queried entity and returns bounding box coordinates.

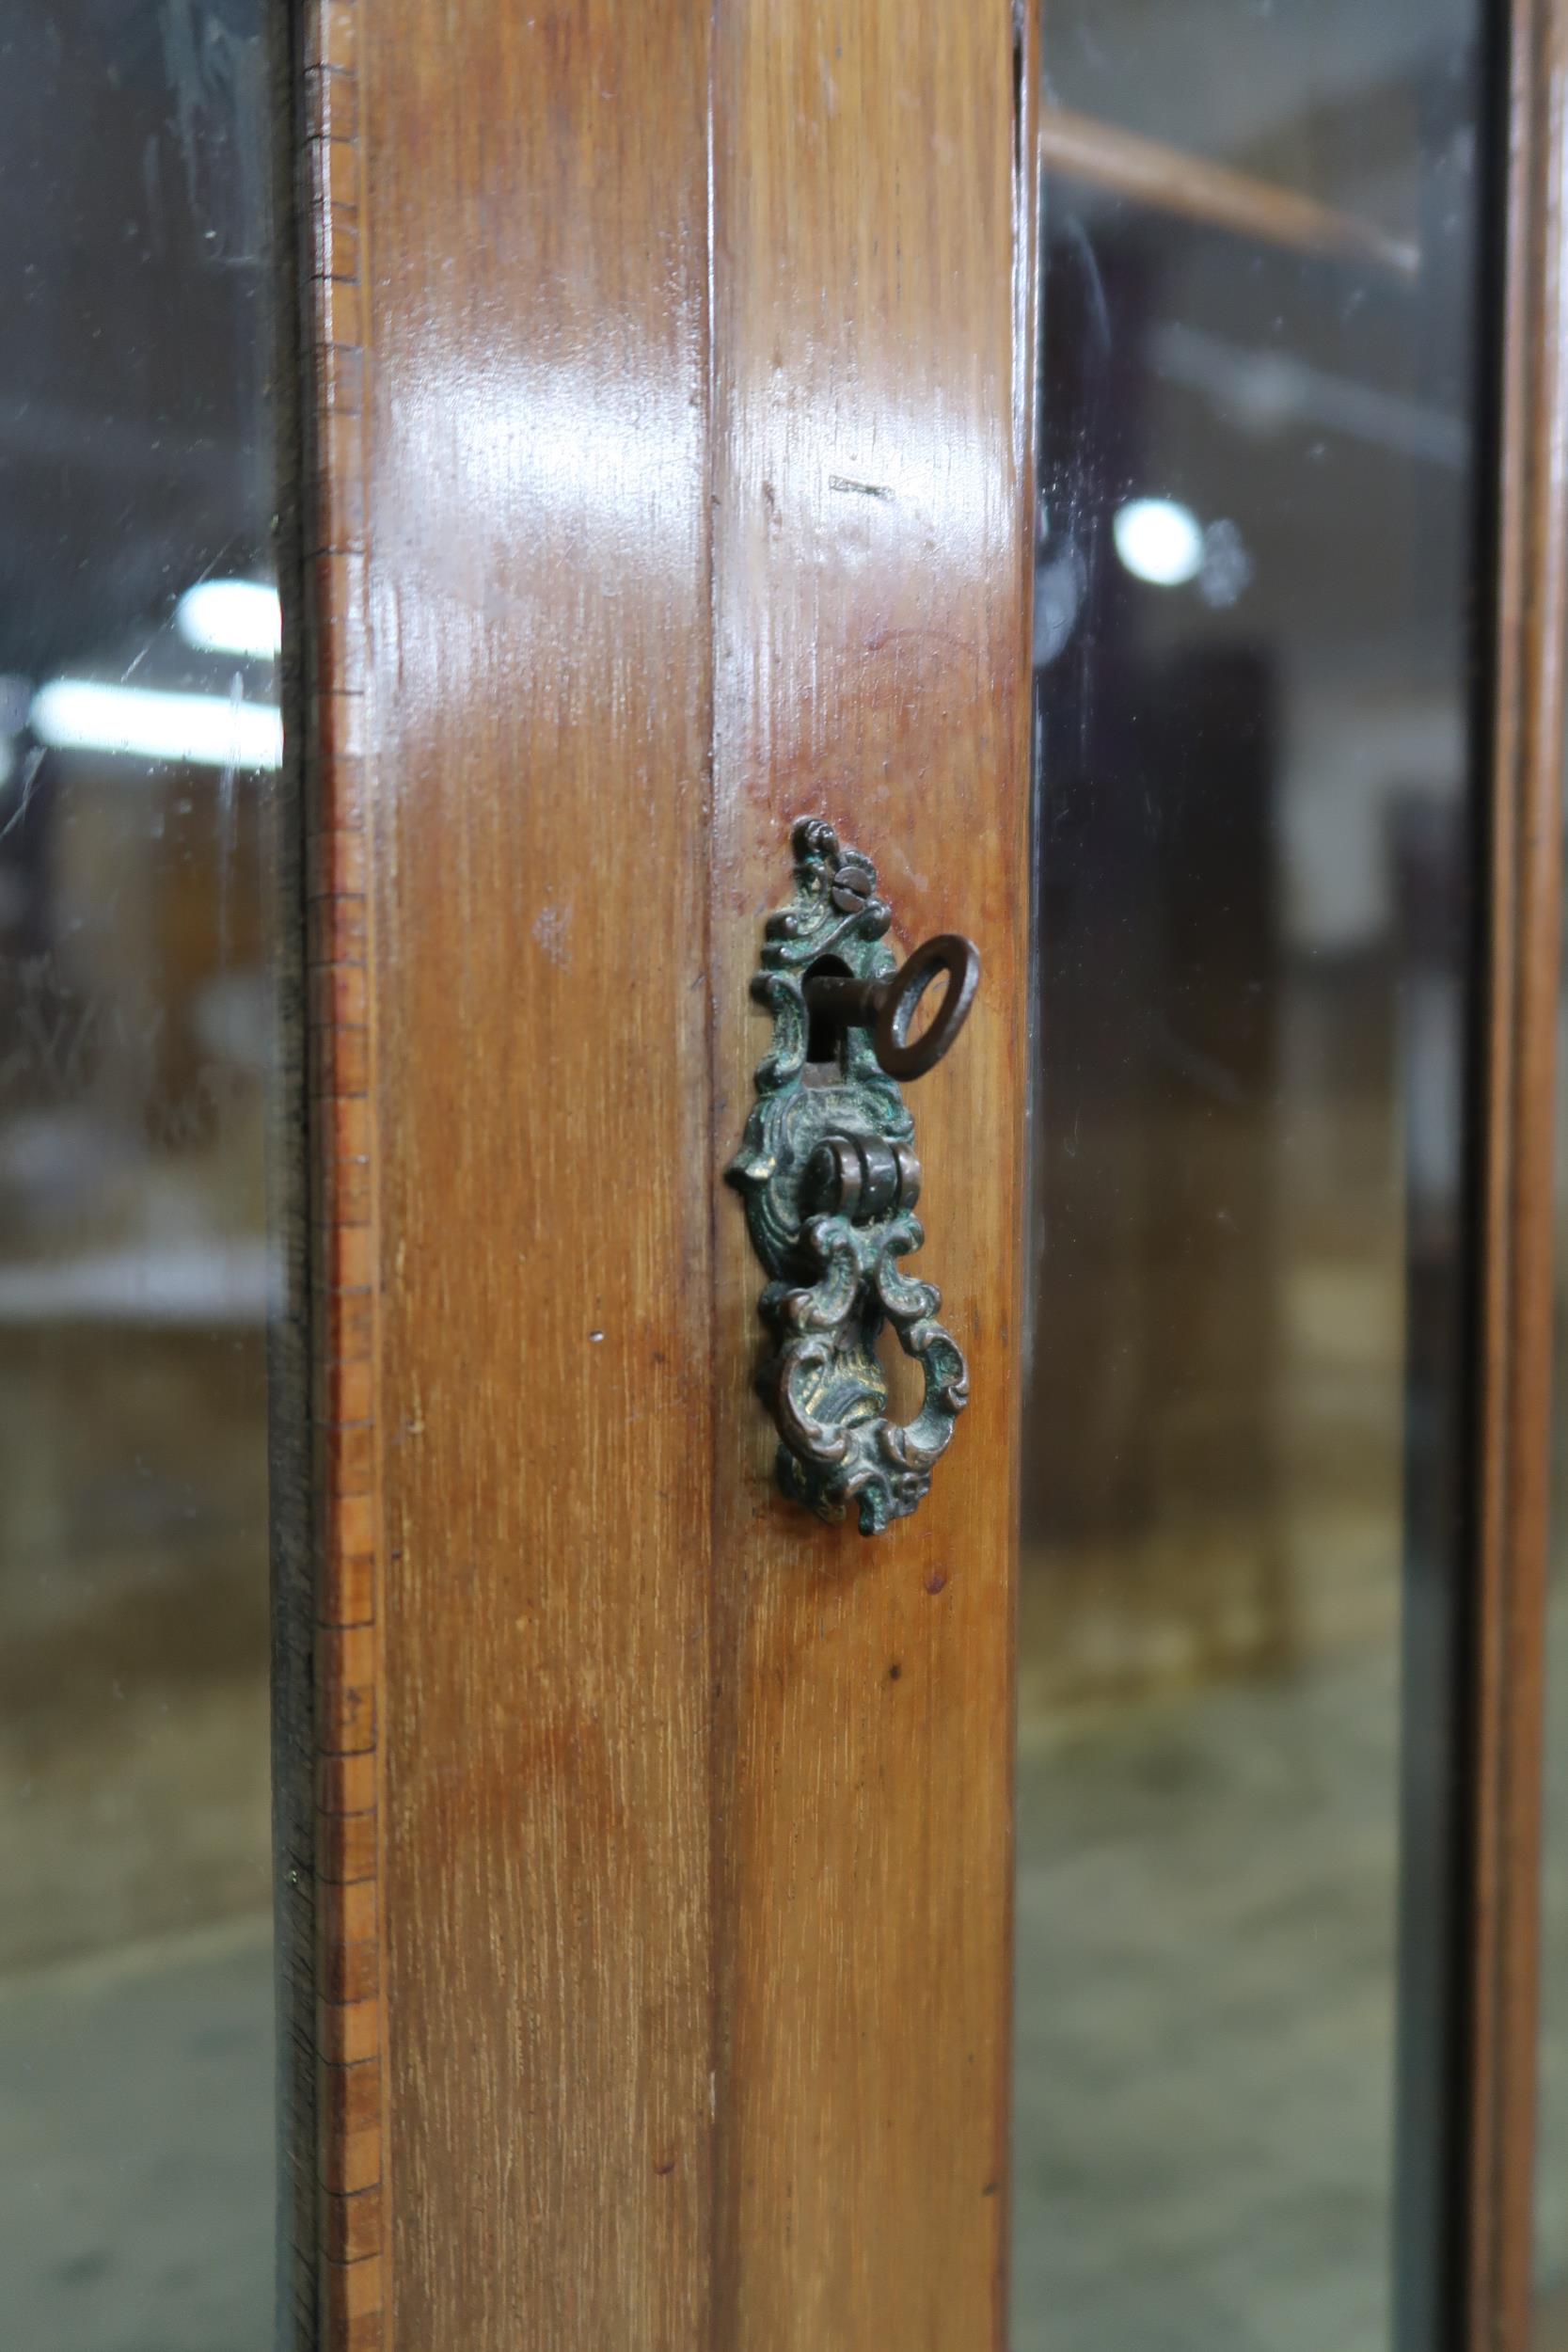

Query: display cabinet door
[283,4,1568,2350]
[283,4,1032,2346]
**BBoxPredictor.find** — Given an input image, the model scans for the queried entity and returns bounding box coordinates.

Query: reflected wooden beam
[1040,103,1419,281]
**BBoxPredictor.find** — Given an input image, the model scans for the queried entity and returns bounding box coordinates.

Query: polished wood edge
[300,4,386,2345]
[1468,4,1568,2342]
[999,7,1040,2343]
[269,3,322,2335]
[1039,103,1420,281]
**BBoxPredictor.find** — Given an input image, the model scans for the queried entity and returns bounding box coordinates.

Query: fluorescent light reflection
[30,679,281,771]
[1113,497,1206,588]
[175,579,281,660]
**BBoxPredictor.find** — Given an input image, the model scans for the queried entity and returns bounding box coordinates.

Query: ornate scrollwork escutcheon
[726,818,975,1536]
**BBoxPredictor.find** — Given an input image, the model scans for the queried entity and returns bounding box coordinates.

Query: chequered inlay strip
[302,4,383,2345]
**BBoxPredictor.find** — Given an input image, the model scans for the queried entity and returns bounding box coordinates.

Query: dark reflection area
[1016,6,1488,2347]
[0,9,277,2352]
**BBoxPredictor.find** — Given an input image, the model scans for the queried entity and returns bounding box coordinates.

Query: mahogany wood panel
[708,7,1033,2349]
[293,0,1033,2343]
[358,3,717,2348]
[1466,2,1568,2342]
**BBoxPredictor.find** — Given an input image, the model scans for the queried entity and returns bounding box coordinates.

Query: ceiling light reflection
[30,679,282,771]
[175,579,281,661]
[1113,497,1206,588]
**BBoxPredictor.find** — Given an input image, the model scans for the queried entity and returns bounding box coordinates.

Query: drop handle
[802,932,981,1081]
[728,819,976,1534]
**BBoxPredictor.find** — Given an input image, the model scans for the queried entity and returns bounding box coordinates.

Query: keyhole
[804,955,853,1069]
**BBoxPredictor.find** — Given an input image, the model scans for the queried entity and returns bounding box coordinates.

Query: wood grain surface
[291,0,1034,2342]
[707,5,1033,2348]
[360,2,718,2347]
[1466,2,1568,2343]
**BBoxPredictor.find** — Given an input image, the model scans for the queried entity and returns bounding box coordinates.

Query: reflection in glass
[1016,4,1488,2345]
[0,9,277,2348]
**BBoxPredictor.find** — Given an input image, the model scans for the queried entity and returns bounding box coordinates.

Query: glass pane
[0,9,280,2348]
[1015,5,1489,2346]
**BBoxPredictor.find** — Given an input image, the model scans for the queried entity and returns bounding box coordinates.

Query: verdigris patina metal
[727,817,975,1535]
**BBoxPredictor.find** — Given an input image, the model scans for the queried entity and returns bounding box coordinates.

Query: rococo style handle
[727,818,978,1535]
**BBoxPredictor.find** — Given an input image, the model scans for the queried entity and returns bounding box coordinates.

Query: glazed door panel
[1009,6,1568,2350]
[284,3,1568,2349]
